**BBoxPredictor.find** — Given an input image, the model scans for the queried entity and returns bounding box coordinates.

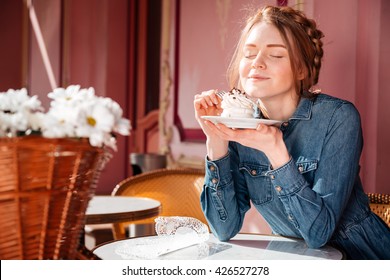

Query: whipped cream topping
[221,88,256,118]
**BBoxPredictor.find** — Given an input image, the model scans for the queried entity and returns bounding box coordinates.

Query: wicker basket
[0,136,111,259]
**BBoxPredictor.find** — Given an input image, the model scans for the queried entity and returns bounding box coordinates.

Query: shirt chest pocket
[295,158,318,184]
[239,163,273,205]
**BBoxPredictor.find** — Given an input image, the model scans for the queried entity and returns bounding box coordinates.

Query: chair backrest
[367,193,390,227]
[111,168,207,239]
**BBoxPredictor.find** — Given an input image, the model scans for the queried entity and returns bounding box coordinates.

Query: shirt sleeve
[201,151,251,241]
[266,102,363,248]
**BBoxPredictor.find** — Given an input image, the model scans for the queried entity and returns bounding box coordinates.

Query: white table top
[85,195,161,224]
[93,233,343,260]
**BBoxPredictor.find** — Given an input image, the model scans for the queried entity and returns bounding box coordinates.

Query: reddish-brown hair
[227,5,324,98]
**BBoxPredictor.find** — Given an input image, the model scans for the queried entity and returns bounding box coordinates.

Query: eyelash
[244,55,283,59]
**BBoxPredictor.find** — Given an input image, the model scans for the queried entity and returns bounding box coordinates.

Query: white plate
[201,116,283,129]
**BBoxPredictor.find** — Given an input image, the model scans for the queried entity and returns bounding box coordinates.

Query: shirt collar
[289,96,313,121]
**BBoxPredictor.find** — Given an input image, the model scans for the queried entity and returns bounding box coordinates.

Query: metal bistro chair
[111,168,208,239]
[367,193,390,227]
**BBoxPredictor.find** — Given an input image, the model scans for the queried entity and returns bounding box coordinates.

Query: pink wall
[354,0,381,193]
[376,0,390,193]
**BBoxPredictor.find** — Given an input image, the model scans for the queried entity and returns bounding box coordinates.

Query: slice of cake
[220,88,259,118]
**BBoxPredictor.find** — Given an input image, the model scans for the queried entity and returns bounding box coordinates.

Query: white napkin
[115,216,209,259]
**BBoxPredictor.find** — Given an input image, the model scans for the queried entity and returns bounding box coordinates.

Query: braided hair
[227,5,324,98]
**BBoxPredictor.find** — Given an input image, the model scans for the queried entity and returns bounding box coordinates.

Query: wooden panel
[130,0,161,154]
[0,0,27,91]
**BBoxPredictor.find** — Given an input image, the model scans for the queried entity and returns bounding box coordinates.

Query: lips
[248,75,269,80]
[248,72,269,80]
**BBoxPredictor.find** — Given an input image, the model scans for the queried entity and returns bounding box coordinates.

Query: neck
[260,94,300,121]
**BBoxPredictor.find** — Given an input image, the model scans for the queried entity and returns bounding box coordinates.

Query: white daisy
[1,85,131,149]
[41,114,76,138]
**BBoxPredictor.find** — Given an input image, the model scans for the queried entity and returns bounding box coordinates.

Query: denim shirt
[201,93,390,259]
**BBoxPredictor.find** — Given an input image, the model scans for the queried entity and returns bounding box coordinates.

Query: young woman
[194,5,390,259]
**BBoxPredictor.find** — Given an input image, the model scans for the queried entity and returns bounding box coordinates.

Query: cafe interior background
[1,0,389,234]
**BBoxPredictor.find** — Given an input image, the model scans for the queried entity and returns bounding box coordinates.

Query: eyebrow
[244,43,286,48]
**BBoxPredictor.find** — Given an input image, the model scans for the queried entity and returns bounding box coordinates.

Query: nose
[251,52,266,69]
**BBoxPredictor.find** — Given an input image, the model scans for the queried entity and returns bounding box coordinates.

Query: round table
[93,233,344,260]
[85,195,161,225]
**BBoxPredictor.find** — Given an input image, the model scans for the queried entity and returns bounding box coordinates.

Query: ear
[297,66,306,80]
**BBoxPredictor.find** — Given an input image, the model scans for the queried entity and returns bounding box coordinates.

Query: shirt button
[251,170,257,175]
[270,174,275,180]
[209,165,216,171]
[288,215,293,220]
[211,178,218,184]
[275,186,282,192]
[298,165,303,173]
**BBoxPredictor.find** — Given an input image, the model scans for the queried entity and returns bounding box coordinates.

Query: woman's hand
[194,90,228,160]
[194,90,222,119]
[194,89,221,138]
[205,122,290,169]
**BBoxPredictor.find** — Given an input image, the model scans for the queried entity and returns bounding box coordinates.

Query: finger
[194,100,207,111]
[205,121,225,133]
[196,94,213,108]
[194,98,203,109]
[195,92,214,107]
[200,90,220,105]
[205,120,223,128]
[204,120,216,127]
[204,121,229,139]
[210,90,220,104]
[256,123,268,132]
[194,94,207,106]
[214,123,237,139]
[204,96,215,107]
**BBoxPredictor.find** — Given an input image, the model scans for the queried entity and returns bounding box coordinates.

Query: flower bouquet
[0,85,131,259]
[0,85,130,150]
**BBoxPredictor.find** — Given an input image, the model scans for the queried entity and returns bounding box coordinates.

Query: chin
[243,87,267,99]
